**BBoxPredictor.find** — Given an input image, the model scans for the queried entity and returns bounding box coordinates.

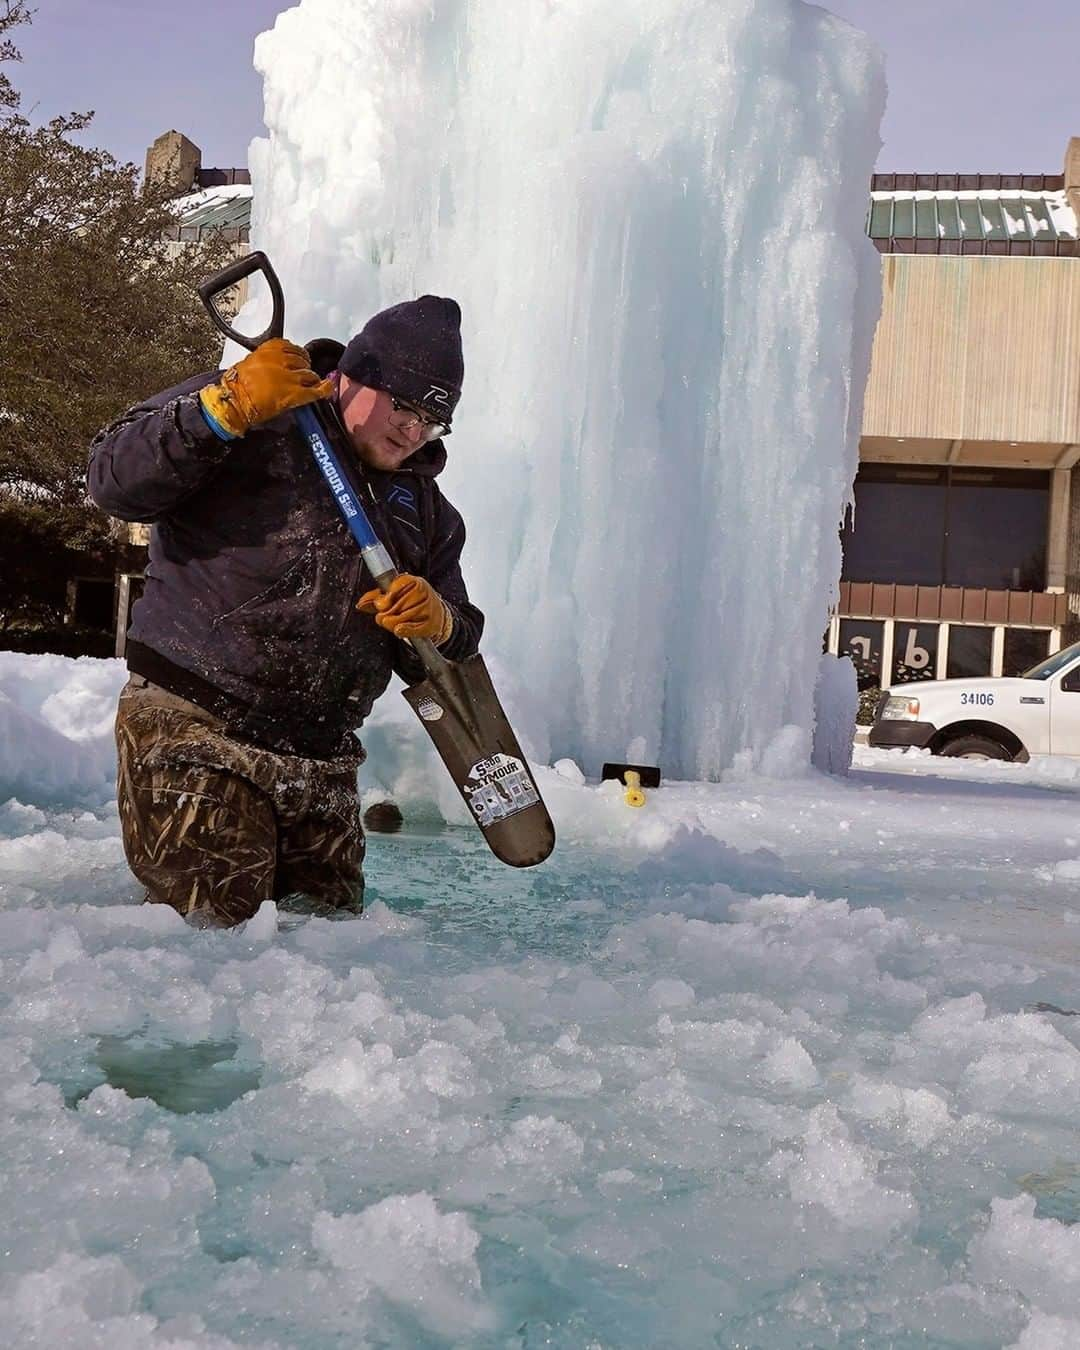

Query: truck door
[1050,663,1080,755]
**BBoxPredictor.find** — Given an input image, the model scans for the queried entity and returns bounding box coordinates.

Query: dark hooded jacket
[87,340,484,758]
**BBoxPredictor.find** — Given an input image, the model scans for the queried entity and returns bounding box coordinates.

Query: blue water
[360,825,642,958]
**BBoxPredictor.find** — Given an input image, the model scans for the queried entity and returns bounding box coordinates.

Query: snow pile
[239,0,885,779]
[855,742,1080,794]
[0,653,124,807]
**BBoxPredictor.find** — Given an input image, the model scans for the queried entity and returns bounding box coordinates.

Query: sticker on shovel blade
[416,697,444,722]
[464,752,540,827]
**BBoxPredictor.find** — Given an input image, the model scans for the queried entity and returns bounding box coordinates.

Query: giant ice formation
[239,0,884,779]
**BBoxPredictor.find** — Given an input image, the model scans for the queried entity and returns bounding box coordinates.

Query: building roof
[867,172,1079,256]
[164,183,253,244]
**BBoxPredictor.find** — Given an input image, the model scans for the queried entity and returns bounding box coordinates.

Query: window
[946,626,993,679]
[892,623,939,684]
[892,197,914,237]
[842,465,1048,591]
[868,199,893,237]
[1003,629,1050,678]
[841,467,947,586]
[1025,198,1055,239]
[1000,199,1029,239]
[915,198,937,237]
[72,578,115,631]
[944,469,1047,590]
[959,200,984,239]
[936,198,961,240]
[1024,640,1080,681]
[980,200,1008,239]
[838,619,884,690]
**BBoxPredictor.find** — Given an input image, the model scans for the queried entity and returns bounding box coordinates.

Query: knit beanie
[338,296,463,423]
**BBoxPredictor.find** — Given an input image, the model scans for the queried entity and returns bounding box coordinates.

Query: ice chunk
[812,654,857,776]
[781,1104,916,1239]
[241,900,279,943]
[553,758,586,786]
[760,1035,819,1089]
[1011,1312,1080,1350]
[969,1195,1080,1320]
[0,798,46,835]
[312,1193,494,1337]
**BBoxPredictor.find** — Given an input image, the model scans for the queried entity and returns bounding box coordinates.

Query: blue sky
[9,0,1080,174]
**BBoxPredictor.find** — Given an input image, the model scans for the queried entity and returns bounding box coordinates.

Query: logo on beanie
[424,386,452,407]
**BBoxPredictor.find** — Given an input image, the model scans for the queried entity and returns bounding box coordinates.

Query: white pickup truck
[869,639,1080,761]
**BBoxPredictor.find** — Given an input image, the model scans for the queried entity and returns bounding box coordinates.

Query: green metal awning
[866,175,1078,256]
[166,185,253,243]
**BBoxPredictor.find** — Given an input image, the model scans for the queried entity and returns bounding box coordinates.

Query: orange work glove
[356,574,454,645]
[199,339,333,440]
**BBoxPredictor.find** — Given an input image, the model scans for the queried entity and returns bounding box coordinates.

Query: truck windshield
[1023,640,1080,680]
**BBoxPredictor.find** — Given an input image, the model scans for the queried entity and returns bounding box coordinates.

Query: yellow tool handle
[623,770,646,809]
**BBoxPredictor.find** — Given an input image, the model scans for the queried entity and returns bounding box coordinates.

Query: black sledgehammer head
[601,763,661,788]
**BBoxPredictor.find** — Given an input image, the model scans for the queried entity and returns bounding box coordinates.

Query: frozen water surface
[4,662,1080,1346]
[7,0,1076,1335]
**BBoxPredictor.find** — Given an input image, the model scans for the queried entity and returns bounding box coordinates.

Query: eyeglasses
[389,396,450,442]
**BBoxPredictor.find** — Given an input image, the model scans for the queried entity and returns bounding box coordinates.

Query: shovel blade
[402,653,556,867]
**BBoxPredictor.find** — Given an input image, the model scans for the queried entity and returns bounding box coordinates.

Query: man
[87,296,483,927]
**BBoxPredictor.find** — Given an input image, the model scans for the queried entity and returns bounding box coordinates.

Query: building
[146,129,253,242]
[828,138,1080,691]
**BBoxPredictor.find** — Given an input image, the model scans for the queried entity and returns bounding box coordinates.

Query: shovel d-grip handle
[197,250,286,352]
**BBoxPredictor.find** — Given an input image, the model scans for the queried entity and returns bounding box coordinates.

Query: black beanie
[338,295,463,423]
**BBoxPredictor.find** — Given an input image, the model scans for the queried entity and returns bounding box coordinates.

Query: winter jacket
[87,341,484,758]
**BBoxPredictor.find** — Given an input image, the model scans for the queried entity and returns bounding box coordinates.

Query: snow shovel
[197,252,556,868]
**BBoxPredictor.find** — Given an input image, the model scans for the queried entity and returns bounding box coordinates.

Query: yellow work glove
[199,339,333,440]
[356,574,454,645]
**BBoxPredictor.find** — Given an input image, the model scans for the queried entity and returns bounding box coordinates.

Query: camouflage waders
[115,677,365,926]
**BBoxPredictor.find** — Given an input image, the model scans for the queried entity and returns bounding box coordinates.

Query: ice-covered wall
[241,0,884,780]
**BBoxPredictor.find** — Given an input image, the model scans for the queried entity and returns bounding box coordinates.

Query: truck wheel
[938,735,1012,761]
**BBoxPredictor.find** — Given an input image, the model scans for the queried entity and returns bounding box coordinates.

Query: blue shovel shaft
[292,404,446,677]
[293,405,395,585]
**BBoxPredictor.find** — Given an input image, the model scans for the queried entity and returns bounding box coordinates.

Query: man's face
[337,374,429,472]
